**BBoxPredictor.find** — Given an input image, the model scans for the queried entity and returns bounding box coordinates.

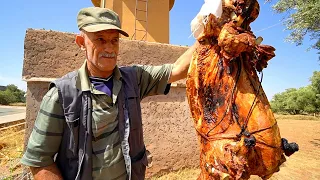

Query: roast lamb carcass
[186,0,299,179]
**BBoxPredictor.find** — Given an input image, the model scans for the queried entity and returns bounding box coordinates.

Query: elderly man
[21,7,197,180]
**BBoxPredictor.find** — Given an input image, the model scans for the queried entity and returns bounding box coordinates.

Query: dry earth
[1,119,319,179]
[268,119,320,180]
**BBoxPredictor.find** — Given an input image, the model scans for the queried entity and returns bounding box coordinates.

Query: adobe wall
[23,29,200,177]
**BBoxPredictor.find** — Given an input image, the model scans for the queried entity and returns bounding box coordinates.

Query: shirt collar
[76,60,91,91]
[113,65,122,81]
[76,60,122,92]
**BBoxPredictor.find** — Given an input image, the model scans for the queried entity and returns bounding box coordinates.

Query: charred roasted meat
[186,0,298,179]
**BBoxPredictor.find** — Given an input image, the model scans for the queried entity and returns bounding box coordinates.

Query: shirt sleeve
[20,87,65,167]
[133,64,173,99]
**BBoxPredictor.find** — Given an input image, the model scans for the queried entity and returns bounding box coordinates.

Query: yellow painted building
[92,0,175,43]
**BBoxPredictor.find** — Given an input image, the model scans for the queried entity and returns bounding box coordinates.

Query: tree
[270,93,285,113]
[270,71,320,114]
[310,71,320,94]
[296,86,318,113]
[310,71,320,112]
[0,90,16,105]
[5,84,26,103]
[270,0,320,54]
[0,84,26,105]
[270,88,301,114]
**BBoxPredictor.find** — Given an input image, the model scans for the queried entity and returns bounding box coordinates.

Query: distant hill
[0,85,6,91]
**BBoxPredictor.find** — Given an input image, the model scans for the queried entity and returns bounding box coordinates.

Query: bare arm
[30,163,63,180]
[168,41,199,83]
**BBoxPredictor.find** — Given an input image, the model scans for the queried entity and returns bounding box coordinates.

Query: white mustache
[99,52,116,58]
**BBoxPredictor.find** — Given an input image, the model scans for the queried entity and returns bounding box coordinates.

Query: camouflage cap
[77,7,129,37]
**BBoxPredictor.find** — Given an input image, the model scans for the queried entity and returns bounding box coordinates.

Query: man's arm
[20,87,65,179]
[30,163,63,180]
[168,41,199,83]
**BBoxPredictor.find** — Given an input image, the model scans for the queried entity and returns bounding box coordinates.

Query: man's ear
[75,35,86,51]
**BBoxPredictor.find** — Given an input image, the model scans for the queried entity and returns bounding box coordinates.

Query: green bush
[0,84,26,105]
[5,84,26,103]
[0,90,17,105]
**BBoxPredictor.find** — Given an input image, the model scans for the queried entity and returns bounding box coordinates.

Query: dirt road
[254,120,320,180]
[0,106,25,125]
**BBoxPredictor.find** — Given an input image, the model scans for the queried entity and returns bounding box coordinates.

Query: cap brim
[82,24,129,37]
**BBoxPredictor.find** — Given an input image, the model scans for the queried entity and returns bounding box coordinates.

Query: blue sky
[0,0,318,100]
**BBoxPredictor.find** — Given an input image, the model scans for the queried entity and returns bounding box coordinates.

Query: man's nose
[103,42,114,52]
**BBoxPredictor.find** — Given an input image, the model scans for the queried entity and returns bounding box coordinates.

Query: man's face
[78,29,120,75]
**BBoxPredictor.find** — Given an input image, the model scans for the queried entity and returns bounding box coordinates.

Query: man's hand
[168,41,199,83]
[30,163,63,180]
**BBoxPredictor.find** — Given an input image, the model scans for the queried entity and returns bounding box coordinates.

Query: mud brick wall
[23,29,200,177]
